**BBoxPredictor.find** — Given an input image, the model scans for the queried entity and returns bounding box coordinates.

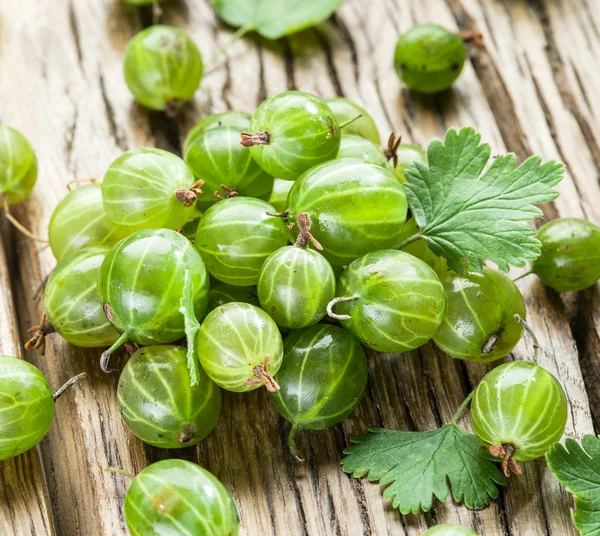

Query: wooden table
[1,0,598,534]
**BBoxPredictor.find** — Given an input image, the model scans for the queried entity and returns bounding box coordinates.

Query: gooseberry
[394,24,467,94]
[268,178,293,213]
[257,213,335,329]
[422,525,477,536]
[48,183,130,261]
[471,361,568,474]
[102,147,201,231]
[124,459,239,536]
[123,25,203,114]
[287,158,408,266]
[433,267,526,362]
[117,345,220,449]
[197,302,283,392]
[336,134,387,168]
[195,197,289,286]
[183,125,274,211]
[329,249,446,352]
[31,247,120,350]
[272,324,367,460]
[0,356,84,460]
[326,97,380,144]
[98,228,210,369]
[241,91,340,181]
[388,143,427,182]
[186,110,251,136]
[208,283,260,310]
[0,124,37,206]
[531,218,600,292]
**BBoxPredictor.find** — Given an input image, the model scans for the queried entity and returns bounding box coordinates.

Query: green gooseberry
[388,143,427,182]
[336,134,387,167]
[195,197,289,286]
[394,24,467,94]
[272,325,367,460]
[198,302,283,392]
[325,97,380,144]
[117,345,220,449]
[531,218,600,292]
[0,357,84,460]
[422,525,478,536]
[0,124,37,206]
[102,147,200,231]
[183,125,274,211]
[257,215,336,329]
[330,249,446,352]
[241,91,340,181]
[48,183,130,261]
[98,229,210,370]
[287,158,408,266]
[208,283,260,310]
[471,361,568,466]
[433,267,526,362]
[124,25,203,113]
[124,459,239,536]
[268,179,293,213]
[186,111,251,137]
[396,217,447,275]
[40,247,120,348]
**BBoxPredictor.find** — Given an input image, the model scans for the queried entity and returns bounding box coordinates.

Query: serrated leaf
[211,0,344,39]
[404,127,564,274]
[547,436,600,535]
[180,270,200,387]
[341,425,506,514]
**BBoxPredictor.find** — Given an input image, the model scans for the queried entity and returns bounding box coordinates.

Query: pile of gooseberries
[1,64,596,530]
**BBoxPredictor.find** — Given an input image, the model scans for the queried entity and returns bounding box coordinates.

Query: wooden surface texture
[1,0,599,534]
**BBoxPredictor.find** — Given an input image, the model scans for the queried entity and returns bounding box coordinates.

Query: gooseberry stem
[53,372,87,401]
[66,177,98,191]
[243,354,280,391]
[395,232,423,251]
[106,467,135,480]
[514,314,540,361]
[451,390,474,425]
[287,425,304,463]
[512,271,533,283]
[1,196,48,243]
[205,24,253,75]
[294,213,322,250]
[100,328,132,373]
[338,114,363,130]
[326,295,360,321]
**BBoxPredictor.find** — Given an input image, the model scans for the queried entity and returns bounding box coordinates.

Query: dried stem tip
[176,180,204,207]
[214,184,240,200]
[489,444,523,478]
[384,132,402,168]
[244,354,280,392]
[295,212,322,250]
[240,131,270,147]
[25,313,56,355]
[458,30,485,49]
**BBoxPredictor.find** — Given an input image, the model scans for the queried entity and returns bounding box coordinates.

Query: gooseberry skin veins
[124,459,239,536]
[185,110,251,138]
[422,525,478,536]
[257,246,336,329]
[45,247,120,348]
[287,158,408,266]
[0,125,37,205]
[532,218,600,292]
[272,324,368,431]
[183,126,274,211]
[432,267,526,362]
[388,143,427,183]
[326,97,381,144]
[394,24,467,94]
[471,361,568,462]
[195,197,289,287]
[123,25,203,112]
[268,178,293,213]
[0,357,54,461]
[98,229,210,345]
[102,147,198,231]
[336,249,446,353]
[48,183,130,261]
[336,134,388,168]
[117,345,221,449]
[246,91,341,181]
[197,302,283,392]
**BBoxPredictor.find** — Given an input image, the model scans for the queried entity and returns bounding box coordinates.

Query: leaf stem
[512,271,533,283]
[339,114,363,130]
[395,232,423,251]
[53,372,87,401]
[451,391,474,425]
[514,314,540,361]
[205,24,253,74]
[288,425,304,463]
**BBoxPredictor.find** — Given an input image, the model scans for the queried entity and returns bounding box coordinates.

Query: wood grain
[0,0,598,534]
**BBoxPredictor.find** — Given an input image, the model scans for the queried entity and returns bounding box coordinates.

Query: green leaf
[547,436,600,535]
[180,270,201,387]
[341,425,506,514]
[210,0,344,39]
[404,127,564,274]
